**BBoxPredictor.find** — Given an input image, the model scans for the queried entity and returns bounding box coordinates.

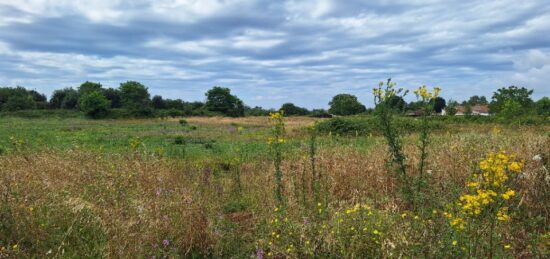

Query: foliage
[464,95,488,106]
[50,88,78,109]
[152,95,165,109]
[79,91,111,119]
[205,86,244,117]
[280,103,309,116]
[445,100,459,115]
[328,93,366,115]
[433,96,446,113]
[535,97,550,116]
[0,87,38,111]
[119,81,153,117]
[78,81,103,96]
[490,86,534,114]
[103,88,122,108]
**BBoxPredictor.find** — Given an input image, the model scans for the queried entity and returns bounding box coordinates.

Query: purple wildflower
[162,239,170,247]
[256,248,265,259]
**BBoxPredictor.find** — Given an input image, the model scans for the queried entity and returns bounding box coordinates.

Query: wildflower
[501,189,515,200]
[452,240,458,246]
[533,154,542,161]
[373,230,380,235]
[256,248,265,259]
[162,239,169,247]
[497,207,510,221]
[12,244,18,250]
[504,244,511,249]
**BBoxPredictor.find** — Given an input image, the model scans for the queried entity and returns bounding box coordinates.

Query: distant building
[455,105,490,116]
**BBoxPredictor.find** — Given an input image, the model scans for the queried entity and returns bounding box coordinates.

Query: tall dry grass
[0,125,548,257]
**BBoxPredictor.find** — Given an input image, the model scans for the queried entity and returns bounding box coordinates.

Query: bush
[79,91,111,119]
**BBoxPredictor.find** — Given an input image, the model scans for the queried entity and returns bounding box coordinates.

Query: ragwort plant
[413,85,441,206]
[445,151,523,258]
[269,111,286,205]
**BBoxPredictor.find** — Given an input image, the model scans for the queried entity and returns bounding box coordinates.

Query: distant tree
[50,88,80,109]
[152,95,165,109]
[0,87,37,111]
[79,91,111,119]
[499,100,523,119]
[465,95,488,106]
[328,94,366,115]
[387,95,406,113]
[245,106,273,116]
[204,86,244,117]
[28,90,48,108]
[489,86,533,114]
[78,81,103,97]
[406,101,424,112]
[280,103,309,116]
[535,97,550,116]
[164,99,185,110]
[433,97,447,113]
[119,81,152,116]
[309,108,332,118]
[445,100,458,115]
[464,103,473,116]
[103,88,122,108]
[62,90,79,109]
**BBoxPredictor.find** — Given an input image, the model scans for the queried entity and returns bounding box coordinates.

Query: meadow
[0,115,549,258]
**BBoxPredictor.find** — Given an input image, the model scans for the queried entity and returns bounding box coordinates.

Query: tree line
[0,81,548,118]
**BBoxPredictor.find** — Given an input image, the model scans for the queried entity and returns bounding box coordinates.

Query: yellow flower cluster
[413,85,441,101]
[269,111,283,120]
[267,137,285,145]
[447,151,523,230]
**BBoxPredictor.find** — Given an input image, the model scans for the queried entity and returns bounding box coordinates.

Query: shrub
[79,91,111,119]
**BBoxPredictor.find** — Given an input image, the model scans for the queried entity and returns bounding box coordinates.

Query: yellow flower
[452,240,458,246]
[504,244,511,249]
[502,189,515,200]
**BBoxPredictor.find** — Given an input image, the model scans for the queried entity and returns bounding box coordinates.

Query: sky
[0,0,549,109]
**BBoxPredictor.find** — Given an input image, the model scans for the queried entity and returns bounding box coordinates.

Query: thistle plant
[269,111,286,205]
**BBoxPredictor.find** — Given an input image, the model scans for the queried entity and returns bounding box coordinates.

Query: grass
[1,115,549,257]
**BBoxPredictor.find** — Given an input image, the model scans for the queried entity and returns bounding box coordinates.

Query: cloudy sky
[0,0,549,108]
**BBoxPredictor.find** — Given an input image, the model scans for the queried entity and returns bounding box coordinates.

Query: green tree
[50,88,78,109]
[204,86,244,117]
[489,86,533,114]
[62,90,79,109]
[535,97,550,116]
[79,91,111,119]
[78,81,103,96]
[0,87,37,111]
[280,103,309,116]
[328,94,366,115]
[119,81,152,116]
[103,88,122,108]
[499,100,523,119]
[465,95,488,106]
[152,95,165,109]
[387,95,406,113]
[433,97,446,113]
[445,100,458,115]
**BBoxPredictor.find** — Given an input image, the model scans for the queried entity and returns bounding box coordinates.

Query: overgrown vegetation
[1,80,549,258]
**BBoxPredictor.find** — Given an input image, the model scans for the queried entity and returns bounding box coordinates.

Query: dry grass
[1,120,549,257]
